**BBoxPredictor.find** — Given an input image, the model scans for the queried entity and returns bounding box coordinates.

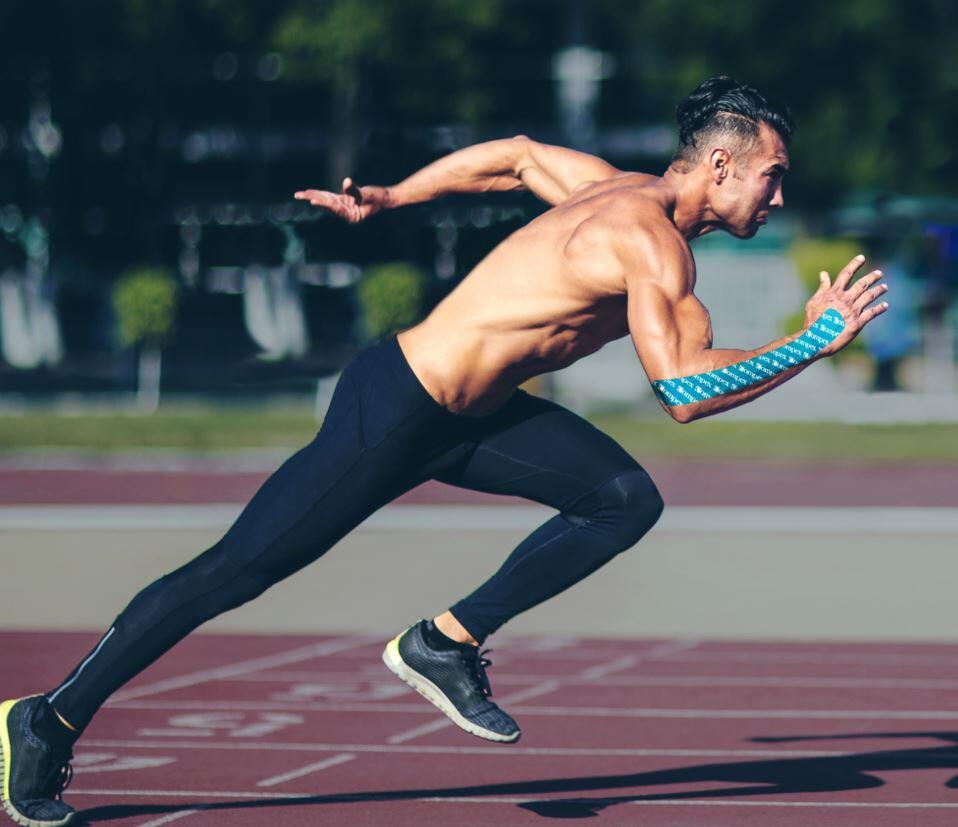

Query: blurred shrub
[357,262,427,340]
[785,237,864,356]
[112,267,180,348]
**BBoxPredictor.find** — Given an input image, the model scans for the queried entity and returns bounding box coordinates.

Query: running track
[3,457,957,506]
[7,631,958,825]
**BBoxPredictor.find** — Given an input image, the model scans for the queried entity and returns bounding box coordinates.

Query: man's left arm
[294,136,621,222]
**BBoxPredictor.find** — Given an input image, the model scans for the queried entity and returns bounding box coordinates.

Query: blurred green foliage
[2,0,954,203]
[112,268,179,348]
[790,238,864,294]
[357,262,427,340]
[599,0,958,202]
[783,238,863,351]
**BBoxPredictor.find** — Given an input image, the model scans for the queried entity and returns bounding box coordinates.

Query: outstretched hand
[804,254,889,357]
[294,177,390,224]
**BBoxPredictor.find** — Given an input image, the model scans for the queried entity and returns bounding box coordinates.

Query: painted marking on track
[270,681,409,703]
[62,789,958,809]
[109,636,375,702]
[136,810,199,827]
[137,712,304,739]
[108,699,958,720]
[662,650,958,667]
[256,753,356,788]
[229,670,958,692]
[88,737,932,759]
[406,797,958,809]
[73,752,176,774]
[5,505,958,533]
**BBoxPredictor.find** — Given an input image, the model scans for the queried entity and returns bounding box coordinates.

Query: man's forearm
[654,309,844,423]
[386,138,525,208]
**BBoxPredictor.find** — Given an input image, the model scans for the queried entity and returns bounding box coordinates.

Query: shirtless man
[1,76,887,826]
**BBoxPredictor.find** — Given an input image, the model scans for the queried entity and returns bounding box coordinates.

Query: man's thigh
[434,391,646,513]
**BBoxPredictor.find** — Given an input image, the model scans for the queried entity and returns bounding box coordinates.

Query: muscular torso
[398,172,699,415]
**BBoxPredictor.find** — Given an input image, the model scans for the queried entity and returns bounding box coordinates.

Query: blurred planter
[357,262,427,341]
[112,267,180,413]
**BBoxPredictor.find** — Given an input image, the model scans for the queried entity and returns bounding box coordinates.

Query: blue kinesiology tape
[653,308,845,407]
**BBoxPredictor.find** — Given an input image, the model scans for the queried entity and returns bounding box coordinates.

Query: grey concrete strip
[3,504,958,533]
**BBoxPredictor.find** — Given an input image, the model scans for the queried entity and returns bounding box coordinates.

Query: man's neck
[661,166,721,241]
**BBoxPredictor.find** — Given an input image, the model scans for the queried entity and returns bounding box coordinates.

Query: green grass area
[591,415,958,463]
[0,410,319,452]
[1,408,957,463]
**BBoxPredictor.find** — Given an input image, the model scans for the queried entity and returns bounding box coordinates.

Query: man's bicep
[627,281,712,382]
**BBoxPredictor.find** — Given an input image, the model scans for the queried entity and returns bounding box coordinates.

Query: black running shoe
[0,697,75,827]
[382,621,520,743]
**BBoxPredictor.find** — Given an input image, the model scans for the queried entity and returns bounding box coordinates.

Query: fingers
[850,268,884,297]
[858,301,890,326]
[835,254,866,288]
[819,270,831,289]
[342,177,362,200]
[853,281,889,311]
[292,189,355,219]
[293,189,335,204]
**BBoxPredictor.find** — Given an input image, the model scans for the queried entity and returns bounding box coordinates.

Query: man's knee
[596,469,664,548]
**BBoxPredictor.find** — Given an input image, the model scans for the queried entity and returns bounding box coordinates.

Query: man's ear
[709,147,730,184]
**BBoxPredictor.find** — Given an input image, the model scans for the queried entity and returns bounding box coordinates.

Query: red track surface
[4,459,957,506]
[6,631,958,825]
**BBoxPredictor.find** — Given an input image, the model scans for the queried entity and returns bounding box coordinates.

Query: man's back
[399,171,676,415]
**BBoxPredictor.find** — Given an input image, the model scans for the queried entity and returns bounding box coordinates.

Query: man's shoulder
[612,206,692,281]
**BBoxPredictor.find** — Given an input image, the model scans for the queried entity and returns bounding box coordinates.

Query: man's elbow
[510,135,534,169]
[668,405,698,425]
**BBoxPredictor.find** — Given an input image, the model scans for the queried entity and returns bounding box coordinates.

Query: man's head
[671,76,794,238]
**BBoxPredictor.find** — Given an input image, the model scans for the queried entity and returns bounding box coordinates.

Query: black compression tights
[48,336,663,731]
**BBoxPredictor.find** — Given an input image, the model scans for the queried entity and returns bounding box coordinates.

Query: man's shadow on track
[75,731,958,823]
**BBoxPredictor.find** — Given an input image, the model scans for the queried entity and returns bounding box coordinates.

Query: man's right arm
[294,136,622,221]
[628,244,889,424]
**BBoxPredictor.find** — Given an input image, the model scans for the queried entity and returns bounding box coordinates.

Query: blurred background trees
[0,0,955,399]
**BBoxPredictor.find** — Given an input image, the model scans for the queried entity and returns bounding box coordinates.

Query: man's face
[712,122,789,239]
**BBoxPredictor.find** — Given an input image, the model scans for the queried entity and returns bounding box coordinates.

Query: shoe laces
[55,761,74,800]
[462,648,494,698]
[39,751,73,801]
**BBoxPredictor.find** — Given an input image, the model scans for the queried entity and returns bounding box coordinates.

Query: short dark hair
[671,75,794,172]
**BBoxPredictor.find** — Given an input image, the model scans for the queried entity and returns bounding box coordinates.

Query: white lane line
[68,789,303,800]
[5,505,958,533]
[109,636,375,702]
[108,699,958,720]
[256,753,356,788]
[417,797,958,809]
[578,655,638,681]
[62,789,958,809]
[577,640,701,681]
[87,737,953,760]
[136,810,199,827]
[664,651,958,666]
[227,670,958,691]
